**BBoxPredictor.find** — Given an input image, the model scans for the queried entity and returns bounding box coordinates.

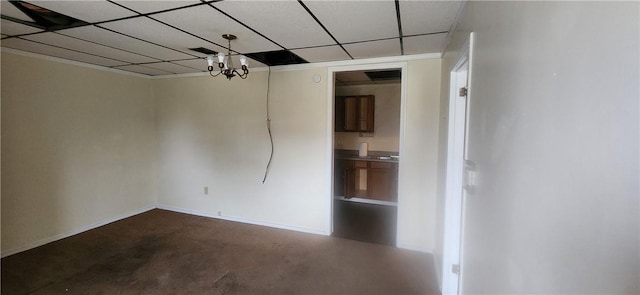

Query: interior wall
[438,1,639,293]
[155,59,441,252]
[0,51,442,255]
[1,51,157,255]
[154,68,331,233]
[334,83,401,152]
[398,59,441,252]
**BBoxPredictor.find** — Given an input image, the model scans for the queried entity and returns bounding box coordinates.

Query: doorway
[327,63,407,246]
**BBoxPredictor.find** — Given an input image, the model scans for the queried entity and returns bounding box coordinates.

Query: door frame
[325,62,408,239]
[442,32,474,294]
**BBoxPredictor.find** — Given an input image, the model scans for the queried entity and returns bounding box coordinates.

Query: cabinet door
[358,95,375,132]
[334,95,375,132]
[334,159,345,196]
[345,167,356,198]
[335,96,346,132]
[344,97,358,131]
[368,162,391,201]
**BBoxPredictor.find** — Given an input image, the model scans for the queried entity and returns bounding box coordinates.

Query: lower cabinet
[334,159,398,202]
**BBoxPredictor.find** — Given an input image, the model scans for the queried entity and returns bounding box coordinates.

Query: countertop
[334,149,399,163]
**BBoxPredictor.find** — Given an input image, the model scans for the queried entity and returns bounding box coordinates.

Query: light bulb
[239,55,248,67]
[217,52,225,63]
[206,55,214,67]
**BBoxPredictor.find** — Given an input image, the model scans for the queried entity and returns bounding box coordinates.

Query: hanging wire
[262,67,273,183]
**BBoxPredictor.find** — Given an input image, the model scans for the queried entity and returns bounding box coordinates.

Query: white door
[442,32,474,295]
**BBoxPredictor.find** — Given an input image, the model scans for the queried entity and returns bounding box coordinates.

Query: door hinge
[452,264,460,274]
[459,87,468,97]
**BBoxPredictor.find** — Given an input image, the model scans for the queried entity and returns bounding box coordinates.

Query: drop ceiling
[0,0,464,76]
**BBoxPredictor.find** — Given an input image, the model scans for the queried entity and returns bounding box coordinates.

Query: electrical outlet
[204,187,208,195]
[217,211,222,216]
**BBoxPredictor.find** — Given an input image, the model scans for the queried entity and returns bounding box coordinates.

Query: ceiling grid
[0,0,464,76]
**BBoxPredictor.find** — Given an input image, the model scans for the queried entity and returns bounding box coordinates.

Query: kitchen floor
[332,199,397,246]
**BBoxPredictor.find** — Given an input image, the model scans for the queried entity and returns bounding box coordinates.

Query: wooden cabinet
[334,159,398,202]
[335,95,375,132]
[368,162,395,201]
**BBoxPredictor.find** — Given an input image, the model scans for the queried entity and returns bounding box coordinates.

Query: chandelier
[206,34,249,80]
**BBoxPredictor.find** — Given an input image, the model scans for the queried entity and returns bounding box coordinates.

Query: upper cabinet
[335,95,375,132]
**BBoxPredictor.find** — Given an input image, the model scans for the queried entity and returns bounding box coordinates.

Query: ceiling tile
[29,0,136,23]
[142,61,199,74]
[114,64,173,76]
[303,0,398,43]
[1,0,32,21]
[291,45,351,63]
[403,33,447,55]
[112,0,200,14]
[99,17,222,57]
[1,37,127,67]
[214,1,334,49]
[23,32,158,64]
[150,5,279,54]
[1,19,42,35]
[60,25,194,61]
[171,58,208,71]
[400,0,462,36]
[343,39,401,60]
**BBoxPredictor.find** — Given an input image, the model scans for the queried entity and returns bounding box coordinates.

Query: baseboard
[396,242,432,254]
[1,205,156,258]
[156,204,328,236]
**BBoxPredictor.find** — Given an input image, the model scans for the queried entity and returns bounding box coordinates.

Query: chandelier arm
[232,69,249,79]
[209,70,223,77]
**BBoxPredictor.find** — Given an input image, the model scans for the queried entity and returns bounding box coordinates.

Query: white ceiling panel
[403,33,447,55]
[1,19,42,35]
[1,37,128,67]
[1,0,32,21]
[100,17,223,57]
[23,32,158,64]
[400,0,462,35]
[112,0,200,14]
[60,26,194,61]
[114,64,173,76]
[343,39,401,60]
[291,45,351,63]
[29,0,135,23]
[0,0,462,76]
[303,0,398,43]
[171,58,208,71]
[143,61,199,74]
[150,5,279,54]
[214,1,334,49]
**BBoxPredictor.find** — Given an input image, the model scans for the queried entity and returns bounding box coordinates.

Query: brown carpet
[1,209,440,295]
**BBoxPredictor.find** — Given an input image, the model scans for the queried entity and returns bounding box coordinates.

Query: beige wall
[1,52,156,255]
[154,68,331,232]
[437,1,639,293]
[335,83,401,152]
[399,59,441,251]
[156,59,441,252]
[1,51,442,255]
